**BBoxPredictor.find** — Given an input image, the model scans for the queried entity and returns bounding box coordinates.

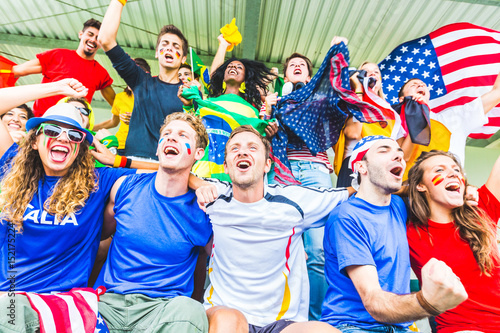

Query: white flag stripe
[59,295,86,333]
[471,125,500,135]
[27,294,57,333]
[441,63,500,85]
[74,290,98,317]
[430,86,490,109]
[486,107,500,117]
[436,44,500,67]
[431,29,500,48]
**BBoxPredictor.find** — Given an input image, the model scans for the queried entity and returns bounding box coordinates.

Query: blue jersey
[321,195,411,329]
[95,173,212,298]
[0,144,135,292]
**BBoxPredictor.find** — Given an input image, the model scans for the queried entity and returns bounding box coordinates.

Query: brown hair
[283,53,313,79]
[0,129,98,232]
[398,78,420,99]
[408,150,500,275]
[160,112,208,150]
[359,62,385,99]
[156,25,188,57]
[83,18,101,31]
[224,125,270,161]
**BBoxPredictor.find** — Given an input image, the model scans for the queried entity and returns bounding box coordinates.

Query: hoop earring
[239,82,246,94]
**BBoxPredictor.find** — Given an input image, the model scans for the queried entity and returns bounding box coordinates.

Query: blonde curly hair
[0,128,98,232]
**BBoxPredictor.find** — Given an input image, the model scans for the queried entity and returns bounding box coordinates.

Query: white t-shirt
[431,97,487,166]
[203,180,349,326]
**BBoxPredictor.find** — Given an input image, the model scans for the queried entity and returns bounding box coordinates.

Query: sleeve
[104,44,148,90]
[96,166,137,195]
[36,49,56,75]
[432,97,487,138]
[96,64,113,90]
[202,177,233,198]
[288,186,349,229]
[111,93,123,116]
[478,185,500,226]
[0,143,18,181]
[333,208,375,275]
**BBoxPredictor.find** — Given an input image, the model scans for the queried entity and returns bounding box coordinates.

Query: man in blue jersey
[95,112,212,332]
[321,136,467,332]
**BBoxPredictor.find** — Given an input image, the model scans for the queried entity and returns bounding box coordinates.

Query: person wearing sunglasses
[0,80,137,330]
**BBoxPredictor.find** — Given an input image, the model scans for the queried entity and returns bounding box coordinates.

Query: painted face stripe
[459,174,466,185]
[175,51,181,59]
[159,48,165,55]
[432,174,444,186]
[184,143,191,155]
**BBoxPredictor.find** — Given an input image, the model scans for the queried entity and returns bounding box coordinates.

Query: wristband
[355,91,364,95]
[125,158,132,168]
[113,155,127,168]
[117,0,127,6]
[416,290,441,316]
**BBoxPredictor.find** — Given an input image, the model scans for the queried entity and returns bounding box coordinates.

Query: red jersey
[33,49,113,116]
[408,185,500,332]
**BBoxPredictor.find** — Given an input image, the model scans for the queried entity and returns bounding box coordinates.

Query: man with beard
[196,125,351,333]
[12,19,115,116]
[321,135,468,332]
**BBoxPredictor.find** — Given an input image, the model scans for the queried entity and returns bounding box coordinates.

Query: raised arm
[485,153,500,200]
[210,35,231,75]
[12,58,42,78]
[0,79,88,156]
[481,71,500,114]
[346,258,467,323]
[98,0,125,52]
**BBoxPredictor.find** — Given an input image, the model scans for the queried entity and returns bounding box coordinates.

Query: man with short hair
[321,135,467,332]
[197,125,351,333]
[12,19,115,116]
[99,0,188,161]
[95,112,212,332]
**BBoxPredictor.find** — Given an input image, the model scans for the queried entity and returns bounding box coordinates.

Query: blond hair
[160,112,208,150]
[0,130,98,232]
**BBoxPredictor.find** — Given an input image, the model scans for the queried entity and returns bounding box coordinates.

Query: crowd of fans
[1,0,500,332]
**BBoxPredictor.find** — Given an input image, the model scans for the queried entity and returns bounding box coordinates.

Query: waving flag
[0,55,18,88]
[190,47,210,93]
[272,42,388,184]
[379,22,500,139]
[20,287,109,333]
[181,86,269,181]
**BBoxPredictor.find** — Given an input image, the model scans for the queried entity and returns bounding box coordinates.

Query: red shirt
[408,185,500,332]
[33,49,113,116]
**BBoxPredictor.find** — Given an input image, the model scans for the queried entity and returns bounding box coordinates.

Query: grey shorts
[249,319,295,333]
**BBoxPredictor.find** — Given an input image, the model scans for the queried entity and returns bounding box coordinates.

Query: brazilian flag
[182,86,269,181]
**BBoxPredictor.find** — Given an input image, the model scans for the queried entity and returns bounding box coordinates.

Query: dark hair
[156,25,188,57]
[225,125,271,161]
[209,57,275,109]
[398,77,420,98]
[1,104,34,120]
[408,150,500,275]
[83,18,101,31]
[283,53,313,79]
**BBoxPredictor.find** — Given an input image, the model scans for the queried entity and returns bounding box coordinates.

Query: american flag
[379,22,500,140]
[271,42,387,184]
[21,287,109,333]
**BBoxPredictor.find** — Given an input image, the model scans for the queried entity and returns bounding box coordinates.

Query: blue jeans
[335,324,412,333]
[289,160,333,320]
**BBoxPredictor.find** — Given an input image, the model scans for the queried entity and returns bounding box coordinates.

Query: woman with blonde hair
[0,79,135,296]
[407,150,500,332]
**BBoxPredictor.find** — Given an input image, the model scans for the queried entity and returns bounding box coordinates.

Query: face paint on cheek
[432,174,444,186]
[175,51,181,59]
[458,174,466,185]
[45,136,53,150]
[184,143,192,155]
[159,48,165,56]
[73,143,78,156]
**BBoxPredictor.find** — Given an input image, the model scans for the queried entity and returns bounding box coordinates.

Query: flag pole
[190,47,195,82]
